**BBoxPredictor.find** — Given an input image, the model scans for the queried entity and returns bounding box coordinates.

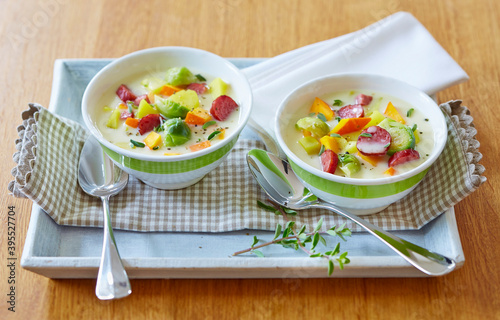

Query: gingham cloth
[9,100,485,232]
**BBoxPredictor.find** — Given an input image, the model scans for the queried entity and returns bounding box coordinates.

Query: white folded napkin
[243,11,469,140]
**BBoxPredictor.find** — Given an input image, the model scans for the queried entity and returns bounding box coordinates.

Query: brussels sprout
[164,67,197,86]
[163,118,191,146]
[295,117,330,138]
[155,97,190,119]
[338,153,361,177]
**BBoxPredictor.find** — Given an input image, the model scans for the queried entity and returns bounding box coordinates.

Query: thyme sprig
[233,200,351,275]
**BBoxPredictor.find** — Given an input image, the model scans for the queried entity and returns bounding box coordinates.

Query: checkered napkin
[9,100,485,232]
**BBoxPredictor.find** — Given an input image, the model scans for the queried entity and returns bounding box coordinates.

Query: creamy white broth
[284,90,434,178]
[95,69,239,155]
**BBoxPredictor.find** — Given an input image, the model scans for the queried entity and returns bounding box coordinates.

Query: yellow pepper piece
[144,132,162,149]
[414,129,420,144]
[357,151,383,166]
[319,136,340,153]
[310,97,334,121]
[384,102,406,124]
[164,153,181,156]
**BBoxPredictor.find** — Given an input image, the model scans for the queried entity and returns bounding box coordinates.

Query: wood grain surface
[1,0,499,319]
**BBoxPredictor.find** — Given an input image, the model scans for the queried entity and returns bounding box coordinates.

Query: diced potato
[344,141,358,154]
[106,109,121,129]
[363,111,385,129]
[299,136,321,155]
[136,99,159,119]
[209,77,228,99]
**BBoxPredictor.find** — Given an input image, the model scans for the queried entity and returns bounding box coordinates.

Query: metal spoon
[247,149,456,276]
[78,136,132,299]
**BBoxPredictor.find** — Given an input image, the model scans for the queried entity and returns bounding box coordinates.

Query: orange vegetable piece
[118,103,127,109]
[302,130,312,137]
[384,167,396,176]
[320,136,340,153]
[158,84,183,96]
[147,91,156,104]
[218,128,226,139]
[310,97,334,121]
[384,102,406,124]
[125,117,140,128]
[357,152,383,166]
[330,117,371,135]
[189,140,211,152]
[185,108,212,125]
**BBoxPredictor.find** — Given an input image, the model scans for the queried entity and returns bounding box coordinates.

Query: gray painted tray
[20,59,465,278]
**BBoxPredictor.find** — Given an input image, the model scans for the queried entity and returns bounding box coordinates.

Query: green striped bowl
[82,47,252,189]
[275,74,447,215]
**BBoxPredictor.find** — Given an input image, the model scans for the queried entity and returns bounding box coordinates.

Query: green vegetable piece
[106,109,121,129]
[338,154,361,177]
[137,99,160,119]
[164,67,197,86]
[163,118,191,146]
[295,117,330,138]
[298,136,321,155]
[209,77,228,99]
[344,141,358,154]
[378,118,415,155]
[155,97,190,119]
[169,89,200,109]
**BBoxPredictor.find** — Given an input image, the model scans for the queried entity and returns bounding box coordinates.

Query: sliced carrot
[320,136,340,153]
[189,140,211,152]
[185,108,212,125]
[384,167,396,176]
[125,117,140,128]
[302,130,312,137]
[357,152,383,166]
[384,102,406,124]
[330,117,371,135]
[310,97,334,121]
[118,103,127,109]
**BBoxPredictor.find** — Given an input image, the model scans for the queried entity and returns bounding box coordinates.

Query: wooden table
[1,0,498,319]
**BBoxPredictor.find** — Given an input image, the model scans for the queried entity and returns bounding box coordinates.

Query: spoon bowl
[78,136,131,300]
[247,149,456,276]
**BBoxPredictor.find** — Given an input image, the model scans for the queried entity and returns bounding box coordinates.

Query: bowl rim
[81,46,252,162]
[275,72,448,186]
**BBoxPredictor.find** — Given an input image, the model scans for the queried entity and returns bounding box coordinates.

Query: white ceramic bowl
[275,74,447,215]
[82,47,252,189]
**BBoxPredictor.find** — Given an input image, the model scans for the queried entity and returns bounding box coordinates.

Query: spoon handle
[313,202,456,276]
[96,196,131,300]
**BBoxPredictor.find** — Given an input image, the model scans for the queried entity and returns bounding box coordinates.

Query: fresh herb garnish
[335,116,342,122]
[208,130,221,140]
[317,113,327,122]
[202,120,216,129]
[318,144,325,156]
[333,99,343,106]
[407,108,414,117]
[330,133,342,138]
[195,74,207,82]
[130,139,145,148]
[126,101,135,113]
[152,146,159,150]
[308,112,316,117]
[384,142,391,148]
[360,133,372,138]
[233,201,351,276]
[412,124,418,132]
